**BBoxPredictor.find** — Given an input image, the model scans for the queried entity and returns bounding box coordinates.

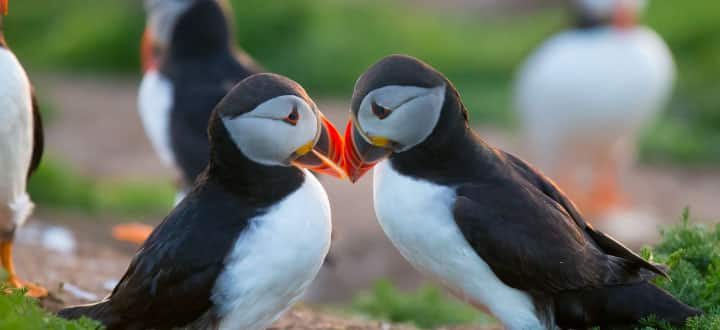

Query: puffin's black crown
[214,73,314,119]
[351,55,447,113]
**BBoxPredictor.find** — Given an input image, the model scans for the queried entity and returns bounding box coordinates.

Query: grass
[352,279,496,328]
[352,210,720,329]
[27,159,174,217]
[0,277,101,330]
[639,209,720,329]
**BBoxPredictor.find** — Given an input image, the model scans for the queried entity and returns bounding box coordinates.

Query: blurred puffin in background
[114,0,262,244]
[0,0,46,297]
[61,73,345,330]
[514,0,675,219]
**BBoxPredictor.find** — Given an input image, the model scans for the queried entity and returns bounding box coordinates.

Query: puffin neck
[389,90,498,186]
[205,116,305,205]
[167,0,234,61]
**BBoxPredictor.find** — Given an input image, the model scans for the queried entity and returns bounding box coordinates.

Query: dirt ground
[11,74,720,329]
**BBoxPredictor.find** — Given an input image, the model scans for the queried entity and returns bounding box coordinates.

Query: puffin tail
[554,281,702,328]
[58,300,120,328]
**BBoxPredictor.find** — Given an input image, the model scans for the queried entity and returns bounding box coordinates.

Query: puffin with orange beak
[61,73,344,329]
[0,0,46,297]
[514,0,675,219]
[116,0,262,244]
[343,55,698,329]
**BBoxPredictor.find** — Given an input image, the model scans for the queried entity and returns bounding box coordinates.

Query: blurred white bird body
[517,26,675,157]
[0,47,34,232]
[515,17,675,216]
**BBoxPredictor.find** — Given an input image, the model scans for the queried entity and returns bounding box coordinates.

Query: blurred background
[3,0,719,326]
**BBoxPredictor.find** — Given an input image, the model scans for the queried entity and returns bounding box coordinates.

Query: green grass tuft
[0,285,102,330]
[639,209,720,329]
[352,279,495,329]
[27,159,174,217]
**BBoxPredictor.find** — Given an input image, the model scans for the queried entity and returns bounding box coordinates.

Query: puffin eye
[371,102,392,119]
[283,106,299,126]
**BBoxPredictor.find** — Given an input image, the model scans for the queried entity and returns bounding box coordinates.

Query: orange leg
[585,155,629,217]
[111,223,154,245]
[1,241,48,298]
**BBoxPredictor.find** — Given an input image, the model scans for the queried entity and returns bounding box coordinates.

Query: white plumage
[138,69,176,168]
[0,47,35,234]
[211,171,332,330]
[373,161,544,330]
[516,27,674,161]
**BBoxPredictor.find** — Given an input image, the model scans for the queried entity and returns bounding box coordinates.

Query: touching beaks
[291,115,347,179]
[141,28,157,72]
[613,1,637,29]
[342,120,393,183]
[1,0,8,16]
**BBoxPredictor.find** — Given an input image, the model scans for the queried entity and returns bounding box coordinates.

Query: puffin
[342,55,699,329]
[0,0,46,297]
[114,0,262,244]
[60,73,345,329]
[514,0,675,218]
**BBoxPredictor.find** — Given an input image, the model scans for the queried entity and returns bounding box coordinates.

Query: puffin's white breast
[138,69,175,167]
[515,27,675,143]
[373,162,542,329]
[0,48,34,230]
[211,171,332,330]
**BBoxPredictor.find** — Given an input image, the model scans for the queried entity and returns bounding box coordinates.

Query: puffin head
[573,0,647,30]
[343,55,468,182]
[209,73,345,178]
[141,0,231,71]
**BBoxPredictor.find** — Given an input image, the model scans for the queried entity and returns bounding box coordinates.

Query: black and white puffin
[60,73,345,329]
[0,0,46,298]
[514,0,675,217]
[139,0,261,199]
[115,0,262,244]
[342,55,699,329]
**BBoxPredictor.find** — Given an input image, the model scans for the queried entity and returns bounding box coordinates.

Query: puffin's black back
[161,0,262,187]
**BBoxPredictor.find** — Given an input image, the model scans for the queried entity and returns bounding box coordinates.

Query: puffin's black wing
[499,151,667,277]
[100,182,252,329]
[453,179,632,295]
[27,88,44,178]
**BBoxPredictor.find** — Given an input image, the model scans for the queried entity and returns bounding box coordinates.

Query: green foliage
[351,279,494,329]
[28,159,174,217]
[638,209,720,330]
[0,286,102,330]
[3,1,719,160]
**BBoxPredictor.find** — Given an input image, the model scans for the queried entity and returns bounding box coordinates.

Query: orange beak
[342,120,392,183]
[1,0,8,16]
[141,28,157,72]
[613,1,636,30]
[291,114,347,179]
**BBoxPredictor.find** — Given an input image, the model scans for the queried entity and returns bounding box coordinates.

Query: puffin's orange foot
[112,223,154,245]
[6,277,48,298]
[585,179,630,218]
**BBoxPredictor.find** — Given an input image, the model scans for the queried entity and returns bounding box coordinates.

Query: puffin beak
[141,28,157,72]
[1,0,8,16]
[291,115,347,179]
[613,1,636,30]
[342,119,393,183]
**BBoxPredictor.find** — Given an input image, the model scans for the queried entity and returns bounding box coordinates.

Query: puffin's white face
[144,0,195,48]
[576,0,647,20]
[222,95,320,166]
[355,85,446,152]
